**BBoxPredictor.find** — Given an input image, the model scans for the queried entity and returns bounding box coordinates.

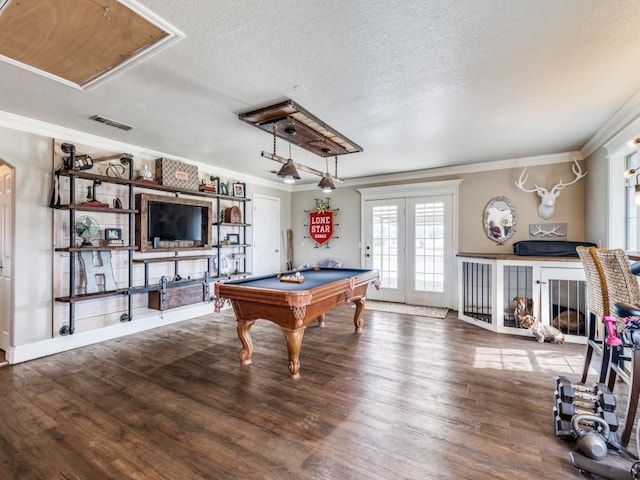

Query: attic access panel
[0,0,184,90]
[238,100,363,158]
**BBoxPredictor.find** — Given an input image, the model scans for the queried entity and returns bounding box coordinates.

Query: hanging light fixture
[276,127,300,184]
[624,168,640,206]
[317,156,337,193]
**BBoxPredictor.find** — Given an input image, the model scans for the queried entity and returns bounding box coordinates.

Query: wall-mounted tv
[136,193,213,252]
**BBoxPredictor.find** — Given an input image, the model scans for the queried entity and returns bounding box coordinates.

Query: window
[626,151,638,250]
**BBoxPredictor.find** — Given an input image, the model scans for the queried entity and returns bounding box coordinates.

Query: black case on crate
[513,240,597,257]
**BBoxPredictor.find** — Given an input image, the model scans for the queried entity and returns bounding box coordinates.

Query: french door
[360,181,459,308]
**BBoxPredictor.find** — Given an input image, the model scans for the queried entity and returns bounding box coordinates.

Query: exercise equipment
[556,376,617,412]
[572,414,610,460]
[555,398,619,431]
[604,315,623,347]
[554,377,619,434]
[554,378,620,441]
[570,452,640,480]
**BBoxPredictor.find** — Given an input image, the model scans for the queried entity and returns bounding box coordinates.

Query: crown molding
[582,91,640,158]
[293,151,582,191]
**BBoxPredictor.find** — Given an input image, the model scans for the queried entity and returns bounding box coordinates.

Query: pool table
[214,267,380,378]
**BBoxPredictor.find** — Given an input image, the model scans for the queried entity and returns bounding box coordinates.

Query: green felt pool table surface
[222,267,373,291]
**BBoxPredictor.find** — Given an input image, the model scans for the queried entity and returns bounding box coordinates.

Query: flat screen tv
[136,193,212,252]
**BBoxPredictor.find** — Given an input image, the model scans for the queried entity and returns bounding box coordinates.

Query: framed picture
[219,182,228,196]
[104,228,122,241]
[226,233,240,245]
[233,182,245,198]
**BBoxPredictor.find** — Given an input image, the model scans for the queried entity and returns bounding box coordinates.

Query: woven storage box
[155,158,198,191]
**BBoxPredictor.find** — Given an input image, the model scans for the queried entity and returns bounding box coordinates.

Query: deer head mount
[514,159,587,220]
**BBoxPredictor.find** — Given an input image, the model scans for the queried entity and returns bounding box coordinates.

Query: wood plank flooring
[0,305,631,479]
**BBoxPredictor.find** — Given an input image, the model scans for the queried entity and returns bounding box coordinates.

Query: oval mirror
[484,196,516,245]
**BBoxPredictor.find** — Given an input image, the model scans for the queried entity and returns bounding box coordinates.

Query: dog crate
[458,254,590,343]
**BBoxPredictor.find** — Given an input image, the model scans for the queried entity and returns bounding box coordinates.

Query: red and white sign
[308,209,334,246]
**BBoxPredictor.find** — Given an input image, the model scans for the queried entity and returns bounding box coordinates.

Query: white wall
[583,146,608,247]
[0,126,53,346]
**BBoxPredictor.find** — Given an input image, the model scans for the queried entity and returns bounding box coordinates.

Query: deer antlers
[514,159,587,219]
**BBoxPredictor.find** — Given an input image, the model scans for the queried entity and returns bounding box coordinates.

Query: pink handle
[603,316,622,346]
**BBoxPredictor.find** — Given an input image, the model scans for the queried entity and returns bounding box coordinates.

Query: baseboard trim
[6,303,216,364]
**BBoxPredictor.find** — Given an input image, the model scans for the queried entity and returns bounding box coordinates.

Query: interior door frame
[251,193,281,276]
[358,180,462,308]
[0,160,15,355]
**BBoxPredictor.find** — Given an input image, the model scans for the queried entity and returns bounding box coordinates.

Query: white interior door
[364,198,406,302]
[252,194,281,276]
[0,164,13,351]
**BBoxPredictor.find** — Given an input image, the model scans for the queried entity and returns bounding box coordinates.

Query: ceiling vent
[90,115,134,131]
[0,0,184,91]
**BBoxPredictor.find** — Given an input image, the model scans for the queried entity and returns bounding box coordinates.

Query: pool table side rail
[213,270,379,329]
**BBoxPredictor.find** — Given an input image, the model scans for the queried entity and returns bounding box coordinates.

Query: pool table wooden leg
[352,298,366,333]
[236,320,255,365]
[317,313,325,328]
[282,327,305,379]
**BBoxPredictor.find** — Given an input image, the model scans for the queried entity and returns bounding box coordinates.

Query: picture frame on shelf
[104,228,122,241]
[219,182,228,196]
[233,182,245,198]
[226,233,240,245]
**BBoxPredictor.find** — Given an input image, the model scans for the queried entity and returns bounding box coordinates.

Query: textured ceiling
[2,0,640,184]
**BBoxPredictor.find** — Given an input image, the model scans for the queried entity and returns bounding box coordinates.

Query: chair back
[594,248,640,322]
[577,246,609,317]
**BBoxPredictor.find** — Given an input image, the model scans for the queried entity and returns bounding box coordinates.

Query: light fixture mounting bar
[239,99,363,158]
[261,151,344,183]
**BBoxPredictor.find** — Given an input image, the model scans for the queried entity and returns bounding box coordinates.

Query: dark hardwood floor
[0,305,632,479]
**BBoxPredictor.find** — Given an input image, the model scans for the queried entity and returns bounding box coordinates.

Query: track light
[623,169,640,206]
[628,138,640,149]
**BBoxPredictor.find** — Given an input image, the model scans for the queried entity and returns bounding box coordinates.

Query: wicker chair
[595,248,640,446]
[576,246,611,384]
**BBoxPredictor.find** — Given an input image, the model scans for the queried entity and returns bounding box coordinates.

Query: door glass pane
[415,202,444,292]
[372,205,398,288]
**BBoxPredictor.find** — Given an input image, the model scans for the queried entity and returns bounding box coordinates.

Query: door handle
[275,249,279,253]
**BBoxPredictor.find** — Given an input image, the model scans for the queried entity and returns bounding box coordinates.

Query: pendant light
[317,156,336,193]
[276,127,300,184]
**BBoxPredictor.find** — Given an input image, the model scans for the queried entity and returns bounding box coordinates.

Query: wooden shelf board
[55,246,138,252]
[58,169,251,201]
[133,255,214,264]
[58,204,138,213]
[55,289,130,303]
